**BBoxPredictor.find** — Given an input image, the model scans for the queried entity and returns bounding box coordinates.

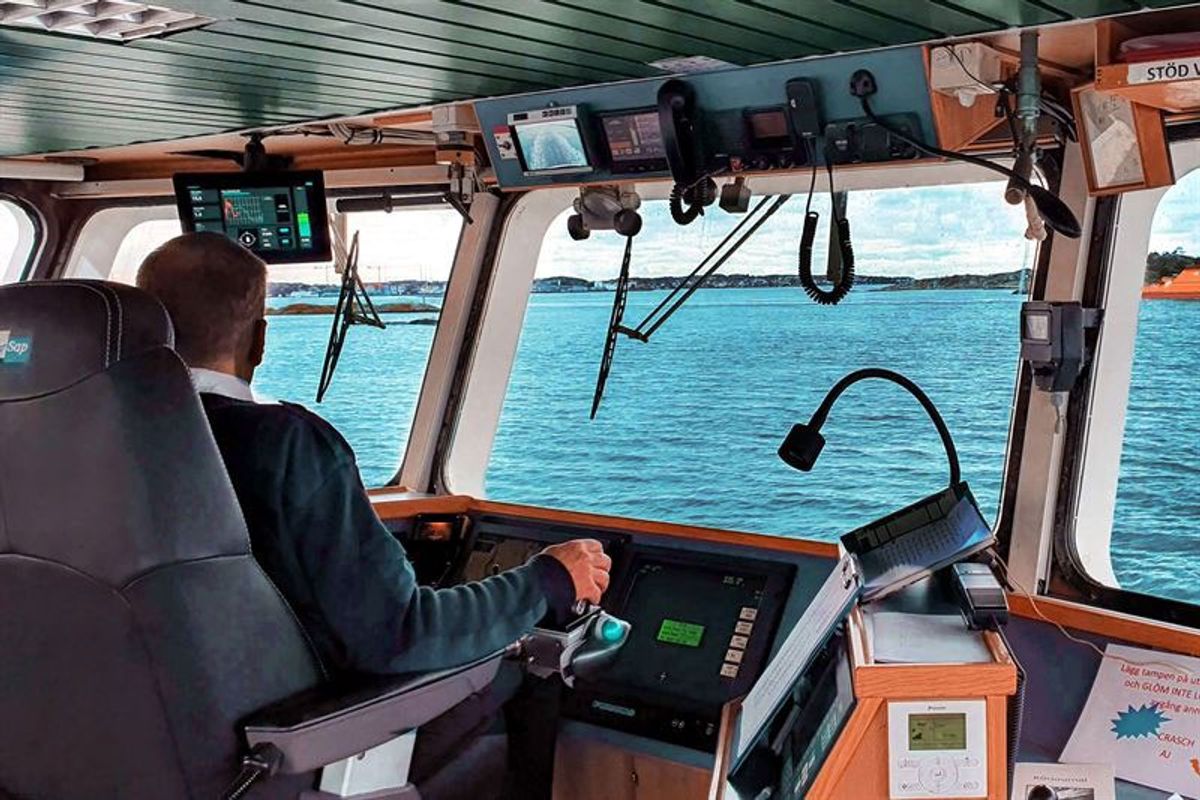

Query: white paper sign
[1011,762,1115,800]
[1061,643,1200,798]
[1128,59,1200,85]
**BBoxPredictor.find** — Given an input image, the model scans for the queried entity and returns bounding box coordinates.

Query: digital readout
[908,713,967,751]
[656,619,705,647]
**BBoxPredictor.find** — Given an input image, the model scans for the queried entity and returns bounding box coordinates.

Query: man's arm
[292,461,601,675]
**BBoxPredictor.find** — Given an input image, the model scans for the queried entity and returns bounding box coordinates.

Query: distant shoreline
[269,269,1030,299]
[266,301,440,316]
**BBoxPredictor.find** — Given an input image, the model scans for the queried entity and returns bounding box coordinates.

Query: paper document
[734,555,860,760]
[1060,643,1200,798]
[1011,762,1115,800]
[866,611,992,664]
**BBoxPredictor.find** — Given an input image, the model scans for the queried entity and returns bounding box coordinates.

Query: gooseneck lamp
[778,367,961,487]
[781,368,995,604]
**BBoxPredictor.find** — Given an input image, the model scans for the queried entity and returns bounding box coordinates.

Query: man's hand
[542,539,612,604]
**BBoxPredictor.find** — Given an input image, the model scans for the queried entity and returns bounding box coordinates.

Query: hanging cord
[990,552,1196,677]
[669,174,716,226]
[798,139,855,305]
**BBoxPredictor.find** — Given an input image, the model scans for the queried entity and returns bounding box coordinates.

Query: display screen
[657,619,706,648]
[748,109,790,142]
[909,713,967,751]
[512,118,590,173]
[602,111,666,163]
[173,171,331,264]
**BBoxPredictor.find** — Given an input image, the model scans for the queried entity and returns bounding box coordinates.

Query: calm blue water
[253,288,1196,605]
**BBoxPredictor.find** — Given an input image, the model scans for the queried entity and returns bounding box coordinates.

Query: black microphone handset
[657,78,717,226]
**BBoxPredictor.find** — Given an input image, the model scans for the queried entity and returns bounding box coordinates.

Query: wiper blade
[590,234,634,419]
[316,231,385,403]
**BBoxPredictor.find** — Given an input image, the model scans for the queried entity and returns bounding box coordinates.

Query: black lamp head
[778,423,826,472]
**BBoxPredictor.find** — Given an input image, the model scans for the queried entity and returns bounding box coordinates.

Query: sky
[4,171,1200,284]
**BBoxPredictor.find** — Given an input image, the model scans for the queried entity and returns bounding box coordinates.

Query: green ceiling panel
[0,0,1195,157]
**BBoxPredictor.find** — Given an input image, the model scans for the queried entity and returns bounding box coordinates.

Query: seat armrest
[242,653,504,774]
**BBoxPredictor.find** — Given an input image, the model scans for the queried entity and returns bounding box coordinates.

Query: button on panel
[734,621,754,635]
[724,649,744,664]
[720,663,740,678]
[738,607,758,621]
[729,634,749,649]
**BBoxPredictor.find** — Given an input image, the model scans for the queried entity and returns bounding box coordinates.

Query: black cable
[798,141,855,306]
[996,627,1027,791]
[855,89,1080,238]
[809,367,961,486]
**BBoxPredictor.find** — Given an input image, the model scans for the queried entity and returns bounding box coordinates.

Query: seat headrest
[0,280,174,402]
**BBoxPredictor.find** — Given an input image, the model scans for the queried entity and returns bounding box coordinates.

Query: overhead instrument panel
[474,45,936,190]
[565,547,794,751]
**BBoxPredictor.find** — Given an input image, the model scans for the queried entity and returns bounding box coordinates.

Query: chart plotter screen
[173,170,331,264]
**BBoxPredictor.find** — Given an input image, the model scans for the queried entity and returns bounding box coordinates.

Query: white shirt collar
[190,367,258,403]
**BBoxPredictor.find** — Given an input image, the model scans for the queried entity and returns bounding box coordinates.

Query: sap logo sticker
[1,333,32,365]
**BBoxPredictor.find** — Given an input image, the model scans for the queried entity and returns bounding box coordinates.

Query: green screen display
[908,713,967,751]
[656,619,705,648]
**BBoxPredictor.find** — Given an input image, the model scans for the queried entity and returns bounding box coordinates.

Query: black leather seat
[0,280,323,799]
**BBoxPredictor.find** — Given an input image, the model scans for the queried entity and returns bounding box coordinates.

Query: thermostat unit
[887,699,987,798]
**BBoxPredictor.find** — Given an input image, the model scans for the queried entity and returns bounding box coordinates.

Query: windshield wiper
[588,194,791,417]
[316,230,385,402]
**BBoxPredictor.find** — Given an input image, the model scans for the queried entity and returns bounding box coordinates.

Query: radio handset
[657,78,715,226]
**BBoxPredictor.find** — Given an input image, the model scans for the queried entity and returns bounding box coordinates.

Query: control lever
[507,603,631,687]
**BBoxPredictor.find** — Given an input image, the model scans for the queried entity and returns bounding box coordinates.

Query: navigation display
[909,713,967,751]
[173,171,331,264]
[511,118,590,174]
[601,110,667,173]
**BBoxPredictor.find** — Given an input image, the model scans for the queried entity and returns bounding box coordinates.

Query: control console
[565,547,794,751]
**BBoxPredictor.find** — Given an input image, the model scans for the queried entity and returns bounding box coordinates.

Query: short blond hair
[137,232,267,366]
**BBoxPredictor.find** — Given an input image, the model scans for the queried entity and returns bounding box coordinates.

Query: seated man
[137,232,611,797]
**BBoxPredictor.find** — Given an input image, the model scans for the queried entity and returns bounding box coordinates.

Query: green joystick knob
[600,618,624,643]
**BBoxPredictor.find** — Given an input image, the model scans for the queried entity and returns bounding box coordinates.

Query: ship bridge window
[0,199,39,284]
[1073,152,1200,608]
[477,179,1036,540]
[69,205,464,488]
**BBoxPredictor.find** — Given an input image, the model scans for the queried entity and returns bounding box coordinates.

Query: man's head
[137,231,268,381]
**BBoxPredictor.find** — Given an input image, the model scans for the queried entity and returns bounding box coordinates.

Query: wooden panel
[807,696,886,798]
[554,733,709,800]
[986,695,1008,800]
[854,662,1017,698]
[1009,593,1200,657]
[469,498,839,558]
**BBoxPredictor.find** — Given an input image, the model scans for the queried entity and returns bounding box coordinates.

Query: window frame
[440,159,1041,535]
[0,194,44,284]
[1052,129,1200,626]
[61,191,473,490]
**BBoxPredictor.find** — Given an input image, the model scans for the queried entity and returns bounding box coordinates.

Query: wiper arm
[316,231,386,403]
[589,194,791,417]
[620,194,790,342]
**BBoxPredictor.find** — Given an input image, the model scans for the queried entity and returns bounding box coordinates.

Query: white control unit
[887,699,987,799]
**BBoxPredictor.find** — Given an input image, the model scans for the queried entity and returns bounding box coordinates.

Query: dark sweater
[200,393,574,676]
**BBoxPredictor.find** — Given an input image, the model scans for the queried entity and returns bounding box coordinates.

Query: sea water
[255,287,1196,605]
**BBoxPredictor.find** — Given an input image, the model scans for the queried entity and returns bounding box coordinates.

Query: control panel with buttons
[886,699,987,799]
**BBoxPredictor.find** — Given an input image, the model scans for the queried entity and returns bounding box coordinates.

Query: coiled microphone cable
[798,138,855,305]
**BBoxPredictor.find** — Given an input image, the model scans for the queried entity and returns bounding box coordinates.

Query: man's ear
[249,318,267,368]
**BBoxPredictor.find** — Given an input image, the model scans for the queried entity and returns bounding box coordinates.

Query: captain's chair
[0,281,502,799]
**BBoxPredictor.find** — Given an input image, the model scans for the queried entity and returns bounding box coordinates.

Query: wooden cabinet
[552,733,711,800]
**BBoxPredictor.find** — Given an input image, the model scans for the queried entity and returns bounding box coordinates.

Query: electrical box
[929,43,1002,108]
